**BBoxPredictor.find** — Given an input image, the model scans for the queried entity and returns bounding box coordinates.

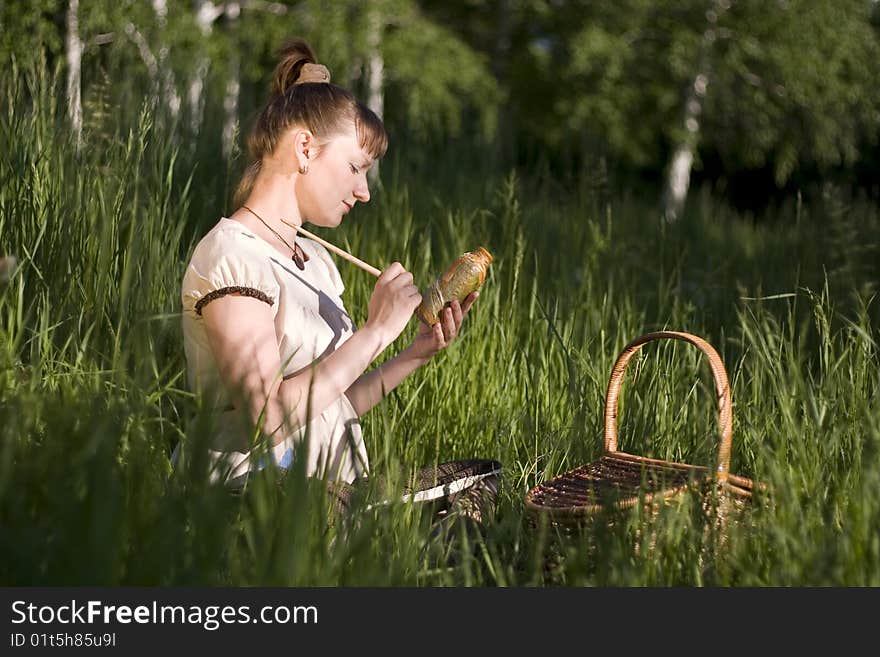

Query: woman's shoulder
[189,217,266,265]
[182,218,280,315]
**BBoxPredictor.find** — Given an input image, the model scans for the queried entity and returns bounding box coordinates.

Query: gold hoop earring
[298,164,308,175]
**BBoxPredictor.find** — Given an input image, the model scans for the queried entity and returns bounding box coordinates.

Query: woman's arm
[345,293,478,416]
[200,262,421,448]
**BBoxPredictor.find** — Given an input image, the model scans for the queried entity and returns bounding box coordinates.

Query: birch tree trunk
[663,72,706,222]
[152,0,181,118]
[66,0,83,150]
[124,23,159,97]
[222,2,241,160]
[125,3,181,116]
[662,0,732,223]
[366,5,384,183]
[189,1,224,138]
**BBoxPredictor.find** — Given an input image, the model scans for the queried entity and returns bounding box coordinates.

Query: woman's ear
[292,128,313,171]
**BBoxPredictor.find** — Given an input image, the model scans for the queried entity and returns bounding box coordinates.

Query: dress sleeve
[181,230,280,317]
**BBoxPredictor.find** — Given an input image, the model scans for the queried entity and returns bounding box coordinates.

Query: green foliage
[382,1,500,139]
[421,0,880,195]
[2,60,880,585]
[4,0,877,201]
[709,0,880,185]
[0,0,63,67]
[551,0,880,181]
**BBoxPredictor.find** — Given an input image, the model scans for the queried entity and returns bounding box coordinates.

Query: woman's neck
[243,168,303,232]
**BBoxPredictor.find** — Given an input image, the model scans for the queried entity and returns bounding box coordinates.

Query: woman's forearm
[262,323,391,442]
[202,286,425,448]
[344,345,430,416]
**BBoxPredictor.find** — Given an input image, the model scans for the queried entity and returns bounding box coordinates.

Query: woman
[179,39,499,522]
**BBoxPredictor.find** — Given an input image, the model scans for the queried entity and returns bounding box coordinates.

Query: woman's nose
[354,176,370,203]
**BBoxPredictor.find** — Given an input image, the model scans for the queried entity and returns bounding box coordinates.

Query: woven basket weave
[525,331,755,528]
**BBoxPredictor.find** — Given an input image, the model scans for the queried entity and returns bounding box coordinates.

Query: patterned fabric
[194,286,274,315]
[324,459,502,524]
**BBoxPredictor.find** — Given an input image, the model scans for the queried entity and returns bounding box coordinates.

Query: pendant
[292,249,305,271]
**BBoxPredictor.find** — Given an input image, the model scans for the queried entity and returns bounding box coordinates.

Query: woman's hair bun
[272,38,319,96]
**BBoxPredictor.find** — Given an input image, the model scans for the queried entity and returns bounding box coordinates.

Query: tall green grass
[1,63,879,585]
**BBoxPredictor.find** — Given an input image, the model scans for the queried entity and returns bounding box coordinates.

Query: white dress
[180,217,370,485]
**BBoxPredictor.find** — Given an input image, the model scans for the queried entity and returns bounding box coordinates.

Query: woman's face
[297,125,374,228]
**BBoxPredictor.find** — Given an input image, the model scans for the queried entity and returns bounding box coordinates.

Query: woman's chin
[305,216,342,229]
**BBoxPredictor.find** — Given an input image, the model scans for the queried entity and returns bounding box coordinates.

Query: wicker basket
[525,331,755,528]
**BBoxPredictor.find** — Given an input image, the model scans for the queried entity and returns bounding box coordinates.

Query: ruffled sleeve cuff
[193,285,274,315]
[181,229,280,317]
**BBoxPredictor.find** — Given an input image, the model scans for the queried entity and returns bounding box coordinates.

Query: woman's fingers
[416,292,481,355]
[380,266,421,306]
[367,263,423,342]
[388,270,414,289]
[440,304,457,340]
[386,269,421,303]
[378,261,405,284]
[460,291,479,315]
[450,299,464,326]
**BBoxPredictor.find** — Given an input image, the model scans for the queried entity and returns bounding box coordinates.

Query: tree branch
[91,32,115,47]
[124,23,158,80]
[239,0,289,15]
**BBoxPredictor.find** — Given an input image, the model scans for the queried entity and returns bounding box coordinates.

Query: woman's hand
[345,290,480,417]
[407,292,479,362]
[363,262,423,348]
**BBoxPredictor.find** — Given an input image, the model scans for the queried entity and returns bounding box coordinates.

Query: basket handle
[604,331,732,483]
